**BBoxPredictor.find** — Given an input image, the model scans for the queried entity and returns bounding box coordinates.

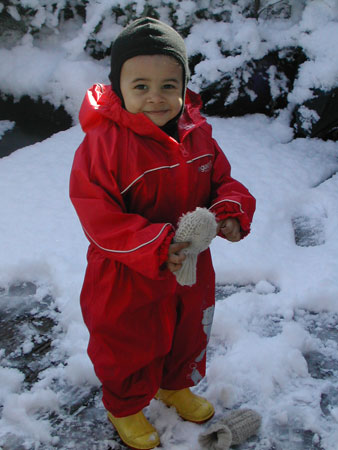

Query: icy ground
[0,114,338,449]
[1,282,338,450]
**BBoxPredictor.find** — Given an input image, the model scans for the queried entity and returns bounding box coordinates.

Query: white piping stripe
[187,154,213,164]
[209,199,244,214]
[83,223,172,254]
[121,164,180,195]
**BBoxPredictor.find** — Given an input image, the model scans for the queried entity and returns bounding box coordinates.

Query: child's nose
[147,89,164,103]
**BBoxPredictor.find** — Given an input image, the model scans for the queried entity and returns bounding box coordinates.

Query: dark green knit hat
[109,17,190,103]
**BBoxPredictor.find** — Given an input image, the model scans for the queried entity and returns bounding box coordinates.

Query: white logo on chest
[198,161,212,173]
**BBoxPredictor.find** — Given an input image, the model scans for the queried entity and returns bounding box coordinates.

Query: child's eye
[134,84,148,91]
[163,84,177,90]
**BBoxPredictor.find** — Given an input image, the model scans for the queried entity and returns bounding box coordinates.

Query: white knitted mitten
[198,409,262,450]
[198,421,232,450]
[173,207,217,286]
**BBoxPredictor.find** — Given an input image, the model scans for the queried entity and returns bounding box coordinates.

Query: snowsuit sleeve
[69,130,174,280]
[209,139,256,238]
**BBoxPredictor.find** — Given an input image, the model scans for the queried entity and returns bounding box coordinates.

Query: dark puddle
[0,94,72,157]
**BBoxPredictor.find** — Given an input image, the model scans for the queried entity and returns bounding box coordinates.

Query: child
[70,17,256,450]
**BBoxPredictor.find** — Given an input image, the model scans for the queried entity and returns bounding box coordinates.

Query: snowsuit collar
[79,84,205,142]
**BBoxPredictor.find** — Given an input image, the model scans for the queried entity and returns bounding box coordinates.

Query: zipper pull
[179,143,189,157]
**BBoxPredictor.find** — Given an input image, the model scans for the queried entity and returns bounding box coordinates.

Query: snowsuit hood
[79,83,204,141]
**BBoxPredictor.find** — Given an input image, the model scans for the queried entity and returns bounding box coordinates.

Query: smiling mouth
[145,110,169,114]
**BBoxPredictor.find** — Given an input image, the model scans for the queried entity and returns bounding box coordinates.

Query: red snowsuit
[69,84,256,417]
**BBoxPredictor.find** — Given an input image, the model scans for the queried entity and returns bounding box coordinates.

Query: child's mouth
[145,110,169,115]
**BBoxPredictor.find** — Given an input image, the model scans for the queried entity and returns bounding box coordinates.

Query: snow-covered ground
[0,110,338,449]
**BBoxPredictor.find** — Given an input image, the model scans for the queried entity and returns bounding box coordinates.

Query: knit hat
[109,17,190,109]
[173,208,217,286]
[198,409,262,450]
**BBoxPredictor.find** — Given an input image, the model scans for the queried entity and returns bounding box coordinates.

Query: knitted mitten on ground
[198,409,262,450]
[173,207,217,286]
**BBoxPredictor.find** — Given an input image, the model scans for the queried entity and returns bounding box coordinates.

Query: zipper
[179,143,189,157]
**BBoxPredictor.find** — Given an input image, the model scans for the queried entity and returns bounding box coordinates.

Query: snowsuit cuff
[159,229,175,267]
[211,203,251,239]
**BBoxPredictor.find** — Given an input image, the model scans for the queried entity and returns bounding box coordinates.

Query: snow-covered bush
[0,1,299,56]
[0,0,337,139]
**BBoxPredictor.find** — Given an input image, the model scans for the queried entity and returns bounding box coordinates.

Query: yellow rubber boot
[155,388,214,423]
[107,410,160,449]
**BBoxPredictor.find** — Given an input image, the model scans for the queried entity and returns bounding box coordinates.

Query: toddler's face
[120,54,184,127]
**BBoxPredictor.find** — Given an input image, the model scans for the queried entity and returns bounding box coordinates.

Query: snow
[0,1,338,448]
[1,112,338,449]
[0,120,15,138]
[0,37,108,118]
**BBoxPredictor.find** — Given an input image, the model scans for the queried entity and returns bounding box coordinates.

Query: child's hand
[167,242,190,273]
[218,218,241,242]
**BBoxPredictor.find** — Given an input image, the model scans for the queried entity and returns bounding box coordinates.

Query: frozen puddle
[0,281,121,449]
[0,282,57,385]
[292,216,326,247]
[0,281,337,449]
